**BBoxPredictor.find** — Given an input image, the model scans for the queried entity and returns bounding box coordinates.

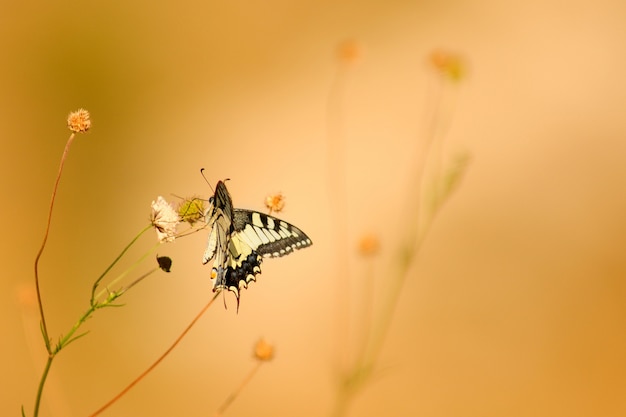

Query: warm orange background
[2,1,626,416]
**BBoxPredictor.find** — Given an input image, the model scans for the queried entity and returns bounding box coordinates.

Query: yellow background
[2,0,626,416]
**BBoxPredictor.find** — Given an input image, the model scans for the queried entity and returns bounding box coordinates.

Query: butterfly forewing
[202,196,233,265]
[203,181,312,309]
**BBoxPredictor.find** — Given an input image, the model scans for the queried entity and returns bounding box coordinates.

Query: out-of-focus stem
[214,361,264,417]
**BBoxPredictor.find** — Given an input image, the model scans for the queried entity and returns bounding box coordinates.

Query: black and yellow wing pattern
[202,180,312,308]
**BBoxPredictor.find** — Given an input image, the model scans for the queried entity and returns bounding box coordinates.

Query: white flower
[150,196,179,243]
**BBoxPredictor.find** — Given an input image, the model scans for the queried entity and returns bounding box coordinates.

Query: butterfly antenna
[200,168,215,194]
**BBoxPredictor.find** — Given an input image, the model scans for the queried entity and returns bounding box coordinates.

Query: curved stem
[34,133,75,353]
[93,239,160,304]
[88,291,221,417]
[91,225,153,305]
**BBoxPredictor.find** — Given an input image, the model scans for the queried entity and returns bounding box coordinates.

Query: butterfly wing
[232,209,312,258]
[202,181,235,292]
[203,181,313,309]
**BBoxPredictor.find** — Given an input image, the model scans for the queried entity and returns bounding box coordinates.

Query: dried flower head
[429,50,466,82]
[264,192,285,214]
[67,108,91,133]
[336,39,363,65]
[157,255,173,272]
[253,338,275,362]
[150,196,179,243]
[178,197,206,226]
[357,234,380,257]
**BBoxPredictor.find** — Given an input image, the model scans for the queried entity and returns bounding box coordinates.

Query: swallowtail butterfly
[202,180,312,309]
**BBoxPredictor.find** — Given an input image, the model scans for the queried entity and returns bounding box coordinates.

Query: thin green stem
[30,274,141,417]
[93,239,160,304]
[351,259,376,374]
[359,230,427,375]
[34,133,76,353]
[91,224,153,305]
[30,226,160,417]
[32,355,54,417]
[55,303,98,353]
[57,228,160,352]
[358,75,462,370]
[329,66,466,417]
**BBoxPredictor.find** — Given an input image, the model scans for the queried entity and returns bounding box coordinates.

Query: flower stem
[330,385,350,417]
[327,54,353,375]
[90,225,153,305]
[32,355,54,417]
[215,361,263,417]
[88,291,221,417]
[30,225,159,417]
[34,132,75,353]
[55,303,98,353]
[93,238,160,304]
[116,267,159,296]
[328,60,467,417]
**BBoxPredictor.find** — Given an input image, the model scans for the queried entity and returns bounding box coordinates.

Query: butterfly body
[203,181,312,307]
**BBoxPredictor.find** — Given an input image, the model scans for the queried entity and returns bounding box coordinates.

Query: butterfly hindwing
[203,181,312,309]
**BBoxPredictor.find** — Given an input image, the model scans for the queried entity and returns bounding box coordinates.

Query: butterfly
[202,180,312,309]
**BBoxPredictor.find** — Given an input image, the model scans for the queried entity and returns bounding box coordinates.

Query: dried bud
[336,39,363,65]
[67,109,91,133]
[429,50,466,82]
[254,338,275,362]
[357,234,380,257]
[264,192,285,214]
[157,256,172,272]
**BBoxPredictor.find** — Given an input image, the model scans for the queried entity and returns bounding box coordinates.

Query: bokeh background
[2,0,626,416]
